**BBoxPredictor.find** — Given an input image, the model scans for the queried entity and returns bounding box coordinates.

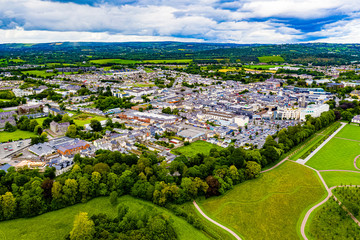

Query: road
[193,201,242,240]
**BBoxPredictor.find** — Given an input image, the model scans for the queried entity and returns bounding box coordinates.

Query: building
[57,139,90,155]
[17,104,43,115]
[50,121,70,135]
[352,115,360,124]
[275,107,300,120]
[300,104,330,121]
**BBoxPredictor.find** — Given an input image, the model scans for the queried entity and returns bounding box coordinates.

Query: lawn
[171,140,222,158]
[306,124,360,171]
[0,129,37,142]
[72,114,107,126]
[0,195,210,240]
[258,56,285,62]
[243,64,284,70]
[197,161,325,240]
[320,171,360,188]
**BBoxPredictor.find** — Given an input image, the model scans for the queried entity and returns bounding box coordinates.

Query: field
[143,59,193,64]
[0,129,37,142]
[171,140,222,157]
[258,56,285,63]
[306,124,360,171]
[198,161,325,240]
[0,195,210,240]
[290,122,341,161]
[0,99,11,102]
[9,59,25,63]
[320,171,360,187]
[21,70,57,77]
[72,114,107,126]
[243,64,284,70]
[89,59,141,65]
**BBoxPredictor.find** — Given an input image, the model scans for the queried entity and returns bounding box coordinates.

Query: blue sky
[0,0,359,43]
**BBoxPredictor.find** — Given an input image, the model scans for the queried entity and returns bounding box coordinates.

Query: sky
[0,0,360,44]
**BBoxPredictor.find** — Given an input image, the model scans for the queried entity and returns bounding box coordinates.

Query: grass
[72,114,107,126]
[21,70,57,77]
[306,124,360,171]
[0,195,210,240]
[290,122,341,161]
[89,59,141,65]
[171,140,222,158]
[133,83,155,87]
[0,129,37,142]
[9,59,25,63]
[143,59,193,64]
[243,64,284,70]
[320,171,360,188]
[258,56,285,62]
[0,99,11,102]
[198,161,325,240]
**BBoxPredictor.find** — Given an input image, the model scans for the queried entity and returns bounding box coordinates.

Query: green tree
[63,179,78,205]
[70,212,95,240]
[1,192,16,219]
[66,125,77,138]
[90,119,102,132]
[109,191,118,206]
[245,161,261,179]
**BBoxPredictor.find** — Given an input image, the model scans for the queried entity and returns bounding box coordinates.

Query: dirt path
[260,157,287,173]
[354,155,360,171]
[318,169,360,173]
[193,201,242,240]
[334,137,360,143]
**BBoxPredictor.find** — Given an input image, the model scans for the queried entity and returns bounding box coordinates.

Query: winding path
[354,155,360,171]
[260,157,288,173]
[193,201,242,240]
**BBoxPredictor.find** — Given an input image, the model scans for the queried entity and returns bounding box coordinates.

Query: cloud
[0,0,359,43]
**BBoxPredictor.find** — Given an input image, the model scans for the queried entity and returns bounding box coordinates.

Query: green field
[290,122,341,161]
[72,114,107,126]
[198,161,325,240]
[0,129,37,142]
[0,99,11,102]
[9,59,25,63]
[243,64,284,70]
[21,70,57,77]
[0,195,210,240]
[143,59,193,64]
[306,124,360,171]
[320,171,360,187]
[171,140,222,158]
[258,56,285,63]
[89,59,141,65]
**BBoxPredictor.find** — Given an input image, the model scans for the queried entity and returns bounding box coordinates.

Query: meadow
[21,70,57,78]
[306,124,360,171]
[0,129,37,142]
[171,140,222,158]
[0,195,211,240]
[320,171,360,188]
[197,161,325,240]
[90,58,193,65]
[143,59,193,64]
[258,56,285,63]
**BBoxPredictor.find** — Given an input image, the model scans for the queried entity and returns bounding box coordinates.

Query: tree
[66,125,77,138]
[63,179,78,205]
[4,122,16,132]
[70,212,95,240]
[34,125,43,135]
[109,191,117,206]
[29,119,39,132]
[62,114,71,123]
[78,177,91,203]
[1,192,16,219]
[90,119,102,132]
[245,161,261,179]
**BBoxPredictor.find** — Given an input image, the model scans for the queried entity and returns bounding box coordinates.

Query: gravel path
[193,201,242,240]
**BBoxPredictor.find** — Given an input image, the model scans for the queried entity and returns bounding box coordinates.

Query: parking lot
[0,139,31,159]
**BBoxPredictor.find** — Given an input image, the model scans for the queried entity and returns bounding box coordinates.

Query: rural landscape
[1,0,360,239]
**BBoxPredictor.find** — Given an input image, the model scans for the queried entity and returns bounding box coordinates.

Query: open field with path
[171,140,222,158]
[197,161,325,240]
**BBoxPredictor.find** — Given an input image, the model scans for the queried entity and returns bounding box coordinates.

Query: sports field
[197,161,325,240]
[306,124,360,171]
[0,195,211,240]
[171,140,222,157]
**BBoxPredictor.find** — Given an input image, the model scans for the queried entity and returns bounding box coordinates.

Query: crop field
[72,114,107,126]
[258,56,285,63]
[89,59,141,64]
[171,140,222,157]
[306,124,360,171]
[0,196,210,240]
[198,161,325,240]
[0,129,37,142]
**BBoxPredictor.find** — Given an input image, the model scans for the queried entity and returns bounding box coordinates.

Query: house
[49,108,66,116]
[50,121,70,135]
[352,115,360,124]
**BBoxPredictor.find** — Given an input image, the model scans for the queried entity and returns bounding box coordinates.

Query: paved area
[0,139,31,160]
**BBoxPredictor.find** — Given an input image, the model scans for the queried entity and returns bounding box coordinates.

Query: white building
[300,104,330,121]
[234,116,249,127]
[352,115,360,124]
[275,107,300,120]
[12,88,32,97]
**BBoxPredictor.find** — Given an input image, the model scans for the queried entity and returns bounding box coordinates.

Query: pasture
[21,70,57,78]
[258,56,285,63]
[0,196,210,240]
[197,161,325,240]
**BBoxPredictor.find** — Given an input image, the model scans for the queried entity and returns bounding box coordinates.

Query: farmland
[21,70,57,77]
[171,140,222,158]
[258,56,285,63]
[197,161,325,240]
[0,196,210,240]
[89,58,193,65]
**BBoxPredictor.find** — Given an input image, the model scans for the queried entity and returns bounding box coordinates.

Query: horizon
[0,0,360,44]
